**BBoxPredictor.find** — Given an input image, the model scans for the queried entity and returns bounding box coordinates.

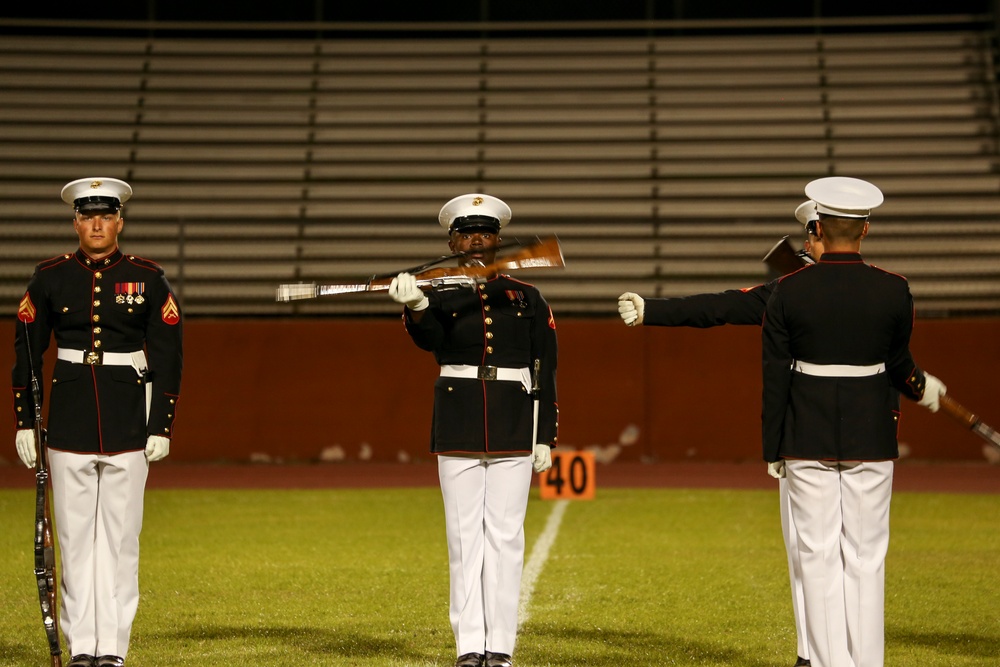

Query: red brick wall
[4,318,998,463]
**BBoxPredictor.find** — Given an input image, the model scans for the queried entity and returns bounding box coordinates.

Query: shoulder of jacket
[36,253,76,271]
[775,263,814,284]
[124,254,165,273]
[869,264,909,282]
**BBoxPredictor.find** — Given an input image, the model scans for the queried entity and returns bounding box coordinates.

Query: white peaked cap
[804,176,883,219]
[438,193,512,233]
[61,177,133,212]
[794,200,819,226]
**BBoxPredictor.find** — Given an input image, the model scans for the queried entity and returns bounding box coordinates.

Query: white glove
[532,444,552,473]
[917,372,946,413]
[145,435,170,462]
[767,460,785,479]
[617,292,645,326]
[388,272,429,311]
[15,429,36,468]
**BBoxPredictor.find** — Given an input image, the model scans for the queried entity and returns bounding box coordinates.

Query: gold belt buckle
[84,351,103,365]
[477,366,498,381]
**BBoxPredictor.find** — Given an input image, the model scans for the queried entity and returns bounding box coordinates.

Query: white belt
[440,364,531,392]
[793,360,885,377]
[58,348,146,370]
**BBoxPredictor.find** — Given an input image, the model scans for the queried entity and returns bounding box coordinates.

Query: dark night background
[0,1,995,23]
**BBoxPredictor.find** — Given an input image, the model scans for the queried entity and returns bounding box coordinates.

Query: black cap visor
[450,215,500,234]
[75,196,121,214]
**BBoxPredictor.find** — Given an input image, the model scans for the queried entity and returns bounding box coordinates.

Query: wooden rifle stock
[276,235,565,302]
[25,322,62,666]
[762,236,813,276]
[939,394,1000,450]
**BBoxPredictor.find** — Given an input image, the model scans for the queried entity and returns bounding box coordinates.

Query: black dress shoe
[67,657,96,667]
[793,658,811,667]
[485,651,513,667]
[454,653,484,667]
[95,656,125,667]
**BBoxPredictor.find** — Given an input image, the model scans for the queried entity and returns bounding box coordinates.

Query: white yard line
[518,499,569,628]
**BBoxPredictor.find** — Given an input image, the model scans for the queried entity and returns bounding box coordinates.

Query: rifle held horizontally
[276,235,566,302]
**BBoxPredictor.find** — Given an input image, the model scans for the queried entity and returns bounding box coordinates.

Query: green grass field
[1,487,997,666]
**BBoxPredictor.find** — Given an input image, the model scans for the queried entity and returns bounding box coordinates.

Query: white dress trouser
[779,477,809,661]
[785,459,893,667]
[49,449,149,659]
[438,454,533,656]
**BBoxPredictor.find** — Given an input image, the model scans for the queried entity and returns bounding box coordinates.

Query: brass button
[486,332,494,339]
[163,428,170,433]
[92,315,100,322]
[94,340,102,348]
[136,379,141,384]
[62,307,69,313]
[95,286,102,293]
[128,308,134,313]
[481,294,488,300]
[15,392,20,398]
[485,317,493,325]
[486,346,493,354]
[517,312,522,317]
[93,300,101,307]
[447,387,453,392]
[16,406,21,412]
[94,327,102,334]
[484,305,491,312]
[94,271,102,279]
[169,399,175,404]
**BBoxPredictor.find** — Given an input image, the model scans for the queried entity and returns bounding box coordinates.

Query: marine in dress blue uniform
[616,200,822,667]
[761,177,944,667]
[388,194,557,667]
[12,178,183,667]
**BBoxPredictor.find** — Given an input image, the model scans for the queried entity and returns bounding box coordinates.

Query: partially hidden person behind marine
[388,194,558,667]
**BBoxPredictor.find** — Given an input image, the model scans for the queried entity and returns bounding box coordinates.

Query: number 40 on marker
[539,450,595,500]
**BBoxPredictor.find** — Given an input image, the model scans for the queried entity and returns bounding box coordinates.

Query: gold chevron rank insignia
[17,293,36,323]
[161,294,180,325]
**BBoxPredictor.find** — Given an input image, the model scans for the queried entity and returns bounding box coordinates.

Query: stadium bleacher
[0,24,997,316]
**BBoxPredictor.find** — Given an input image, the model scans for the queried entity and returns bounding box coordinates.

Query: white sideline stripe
[518,499,569,628]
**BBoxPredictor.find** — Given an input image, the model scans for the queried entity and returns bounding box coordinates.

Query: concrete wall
[4,317,998,463]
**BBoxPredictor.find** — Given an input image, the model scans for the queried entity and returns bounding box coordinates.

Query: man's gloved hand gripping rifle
[275,236,565,302]
[23,320,63,667]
